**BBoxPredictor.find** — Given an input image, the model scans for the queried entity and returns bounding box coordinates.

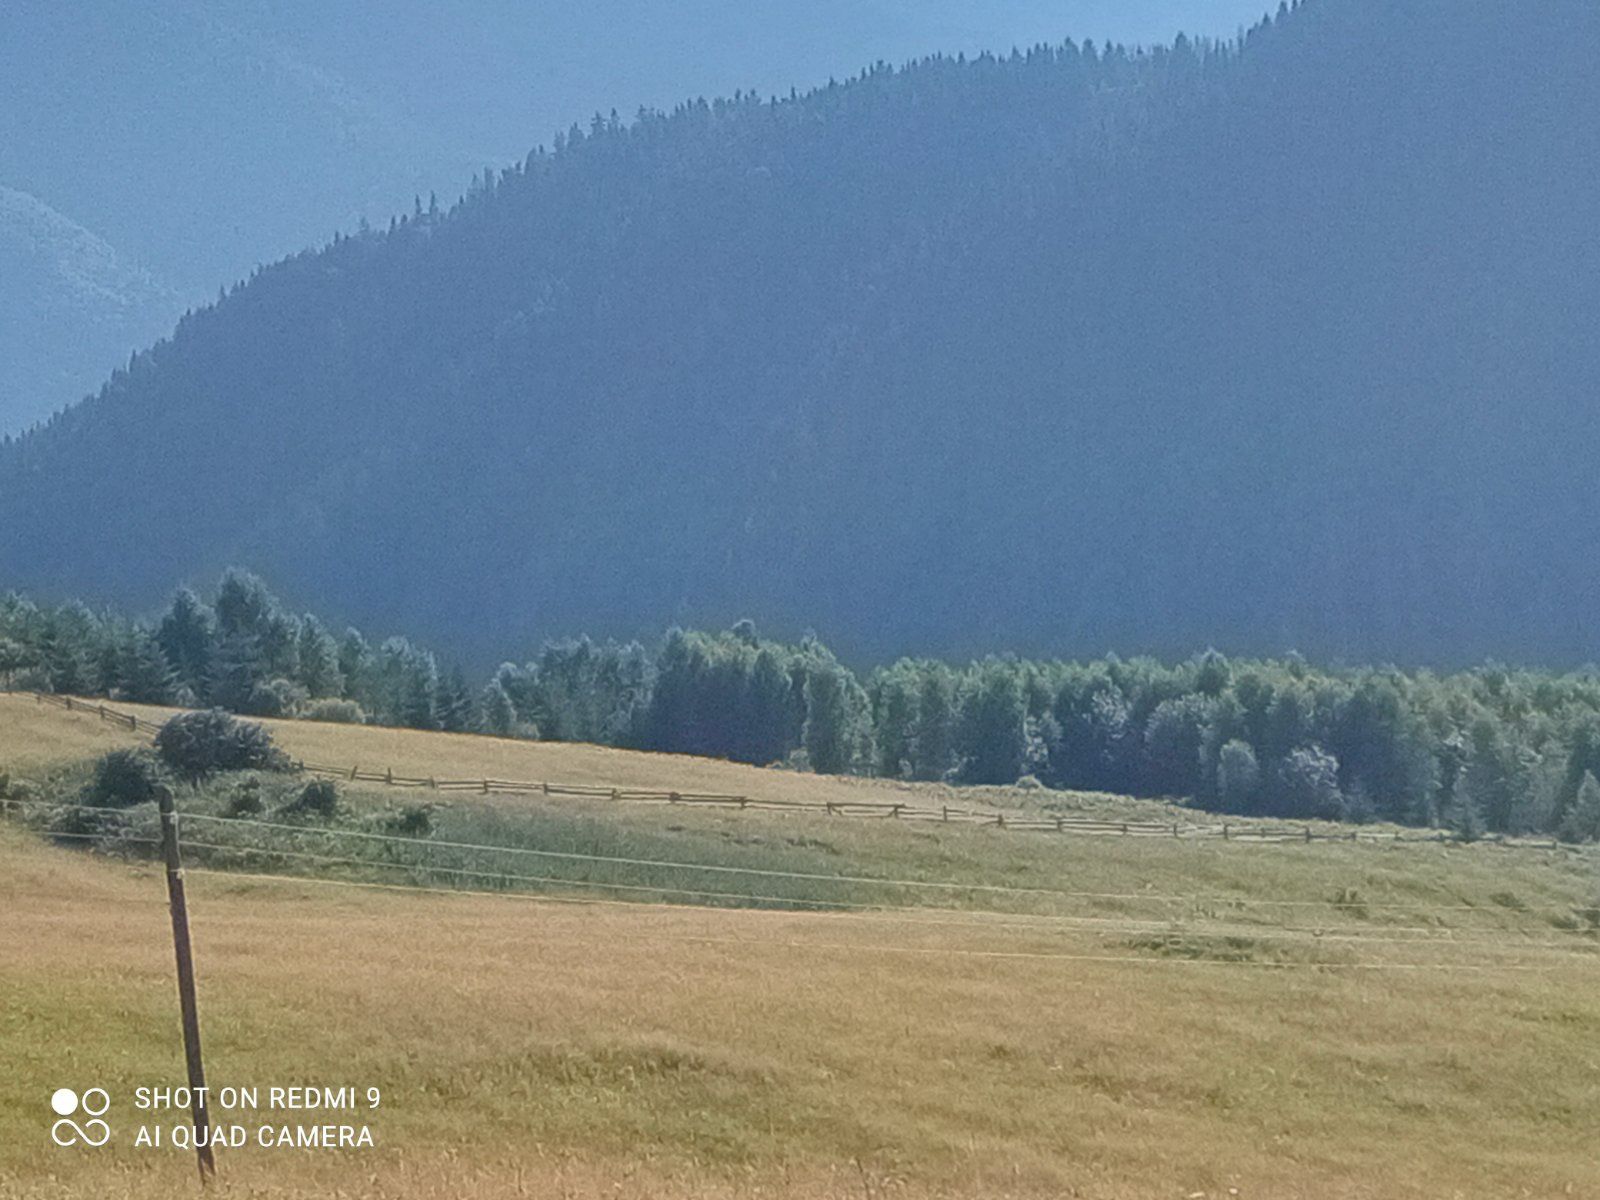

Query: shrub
[155,709,289,784]
[305,698,367,724]
[243,678,309,719]
[1014,773,1045,791]
[47,802,128,843]
[82,749,165,809]
[283,778,341,820]
[383,803,435,838]
[222,778,265,818]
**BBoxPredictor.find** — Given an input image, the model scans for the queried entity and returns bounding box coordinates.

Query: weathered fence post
[156,786,217,1184]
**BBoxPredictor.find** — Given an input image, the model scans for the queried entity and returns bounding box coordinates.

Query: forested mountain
[3,0,1598,669]
[0,0,1262,430]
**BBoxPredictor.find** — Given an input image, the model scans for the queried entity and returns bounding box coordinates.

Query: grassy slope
[0,694,1183,821]
[4,696,1600,1198]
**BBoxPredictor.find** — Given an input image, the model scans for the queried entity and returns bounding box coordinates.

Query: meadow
[2,694,1599,1198]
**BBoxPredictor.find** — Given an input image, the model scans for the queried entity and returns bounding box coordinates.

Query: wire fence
[6,787,1598,973]
[14,688,1582,852]
[7,793,1598,938]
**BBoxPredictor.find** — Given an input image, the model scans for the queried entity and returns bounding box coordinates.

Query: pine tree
[118,630,177,704]
[436,667,475,733]
[209,631,264,713]
[295,615,342,698]
[157,588,215,699]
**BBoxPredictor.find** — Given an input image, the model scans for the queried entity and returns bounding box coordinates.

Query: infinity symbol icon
[52,1117,111,1147]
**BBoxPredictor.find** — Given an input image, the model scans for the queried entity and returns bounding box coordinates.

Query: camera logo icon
[51,1088,111,1147]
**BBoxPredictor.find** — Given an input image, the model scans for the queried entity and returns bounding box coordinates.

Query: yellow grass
[0,693,1171,821]
[3,694,1600,1198]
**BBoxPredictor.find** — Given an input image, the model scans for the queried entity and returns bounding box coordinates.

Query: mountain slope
[0,186,183,431]
[0,0,1268,432]
[3,0,1598,668]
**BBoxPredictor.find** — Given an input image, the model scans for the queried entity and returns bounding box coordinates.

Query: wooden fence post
[156,786,217,1184]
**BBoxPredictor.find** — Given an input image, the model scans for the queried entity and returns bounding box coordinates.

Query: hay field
[0,693,1176,822]
[3,694,1600,1198]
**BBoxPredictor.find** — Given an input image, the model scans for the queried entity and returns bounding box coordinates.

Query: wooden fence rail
[13,689,1575,852]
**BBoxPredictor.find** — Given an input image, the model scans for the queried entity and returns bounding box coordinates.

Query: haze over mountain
[3,0,1597,671]
[0,0,1266,432]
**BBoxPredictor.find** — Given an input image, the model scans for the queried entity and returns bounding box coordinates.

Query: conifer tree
[157,588,215,700]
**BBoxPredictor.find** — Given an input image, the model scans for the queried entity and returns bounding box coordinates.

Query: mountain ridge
[4,0,1598,669]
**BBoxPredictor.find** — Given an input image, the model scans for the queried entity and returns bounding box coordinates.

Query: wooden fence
[16,690,1573,850]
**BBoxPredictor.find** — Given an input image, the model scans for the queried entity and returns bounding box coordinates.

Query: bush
[283,778,341,820]
[155,709,290,784]
[383,803,435,837]
[222,778,265,818]
[47,802,129,844]
[305,698,367,724]
[242,678,309,719]
[82,749,165,809]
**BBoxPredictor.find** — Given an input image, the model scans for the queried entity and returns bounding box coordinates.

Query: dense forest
[3,0,1598,667]
[6,571,1600,842]
[2,0,1247,430]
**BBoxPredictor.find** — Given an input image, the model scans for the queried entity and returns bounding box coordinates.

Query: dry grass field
[3,694,1600,1198]
[0,693,1179,822]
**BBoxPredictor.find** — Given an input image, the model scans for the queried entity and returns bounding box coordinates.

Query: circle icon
[50,1089,78,1117]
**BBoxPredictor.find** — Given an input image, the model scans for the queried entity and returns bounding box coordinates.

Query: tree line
[4,570,1600,842]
